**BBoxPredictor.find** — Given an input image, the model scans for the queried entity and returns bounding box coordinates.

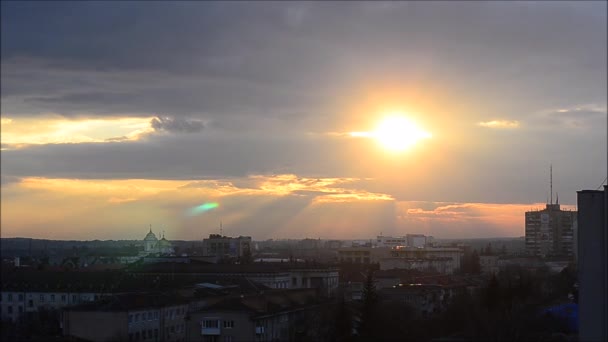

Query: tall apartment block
[525,166,577,259]
[525,203,577,258]
[202,234,252,258]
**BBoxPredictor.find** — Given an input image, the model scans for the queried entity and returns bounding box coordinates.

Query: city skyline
[1,1,606,240]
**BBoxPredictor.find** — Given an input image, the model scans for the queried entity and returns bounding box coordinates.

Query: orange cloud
[396,201,576,237]
[2,175,569,240]
[477,120,520,129]
[0,115,155,145]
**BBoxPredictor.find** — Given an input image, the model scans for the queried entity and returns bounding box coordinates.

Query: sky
[1,1,606,240]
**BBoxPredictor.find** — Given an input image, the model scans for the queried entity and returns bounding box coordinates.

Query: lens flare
[187,202,219,216]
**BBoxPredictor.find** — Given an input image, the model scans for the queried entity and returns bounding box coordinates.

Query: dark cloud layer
[2,2,605,119]
[1,1,606,207]
[151,116,205,134]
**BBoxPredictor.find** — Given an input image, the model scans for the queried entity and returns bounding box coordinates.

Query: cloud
[108,197,137,204]
[0,175,395,239]
[396,201,577,238]
[0,0,605,224]
[477,120,520,129]
[2,174,549,239]
[3,173,568,239]
[150,116,205,134]
[27,92,135,106]
[312,192,393,203]
[536,103,607,129]
[0,115,154,145]
[1,175,21,186]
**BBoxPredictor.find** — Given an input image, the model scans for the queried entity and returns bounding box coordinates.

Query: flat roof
[66,292,189,312]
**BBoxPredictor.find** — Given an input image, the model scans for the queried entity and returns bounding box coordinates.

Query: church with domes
[142,226,174,256]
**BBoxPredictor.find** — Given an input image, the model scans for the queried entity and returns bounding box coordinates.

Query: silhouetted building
[337,246,390,264]
[131,262,340,297]
[525,203,576,258]
[0,268,209,323]
[376,236,407,247]
[479,255,499,275]
[383,247,464,274]
[337,246,463,274]
[62,293,188,342]
[406,234,427,247]
[379,284,448,317]
[202,234,252,259]
[187,288,327,342]
[577,186,607,342]
[375,235,429,248]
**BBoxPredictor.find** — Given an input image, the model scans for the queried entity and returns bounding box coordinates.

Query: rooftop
[66,292,188,312]
[194,288,323,317]
[130,261,338,274]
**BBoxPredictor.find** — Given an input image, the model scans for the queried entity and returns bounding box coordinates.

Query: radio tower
[550,164,553,205]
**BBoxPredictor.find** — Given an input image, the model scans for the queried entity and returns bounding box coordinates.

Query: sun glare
[373,116,431,151]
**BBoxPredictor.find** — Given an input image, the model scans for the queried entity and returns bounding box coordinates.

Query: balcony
[201,319,221,335]
[201,327,220,335]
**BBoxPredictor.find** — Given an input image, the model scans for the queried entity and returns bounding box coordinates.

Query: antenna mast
[550,164,553,205]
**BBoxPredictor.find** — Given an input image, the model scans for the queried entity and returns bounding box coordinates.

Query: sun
[373,116,431,151]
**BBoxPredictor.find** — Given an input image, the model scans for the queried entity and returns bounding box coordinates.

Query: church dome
[158,237,172,247]
[144,228,158,241]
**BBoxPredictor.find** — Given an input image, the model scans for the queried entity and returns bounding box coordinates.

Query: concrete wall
[289,269,339,297]
[63,311,128,342]
[187,311,254,342]
[577,188,607,342]
[379,258,455,274]
[1,291,101,322]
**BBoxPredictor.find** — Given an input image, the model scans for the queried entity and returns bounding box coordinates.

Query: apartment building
[187,288,329,342]
[62,293,189,342]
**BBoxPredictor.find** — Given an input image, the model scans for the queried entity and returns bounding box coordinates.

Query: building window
[61,295,66,302]
[51,294,55,302]
[18,294,24,301]
[8,294,13,301]
[129,314,133,324]
[202,320,219,328]
[154,311,159,320]
[171,326,175,333]
[135,313,140,322]
[7,306,13,314]
[18,306,23,314]
[148,329,152,338]
[72,295,77,303]
[39,294,44,302]
[154,329,158,338]
[224,336,233,342]
[223,320,234,328]
[148,312,152,320]
[28,300,33,307]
